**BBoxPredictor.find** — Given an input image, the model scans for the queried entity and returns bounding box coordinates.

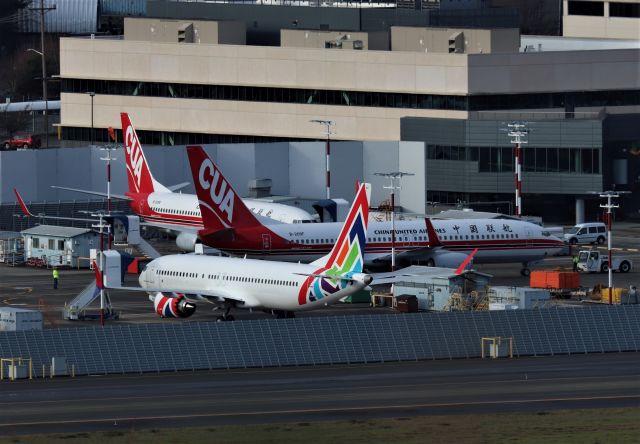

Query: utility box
[8,364,28,379]
[489,286,550,309]
[395,295,419,313]
[0,307,43,331]
[51,357,68,376]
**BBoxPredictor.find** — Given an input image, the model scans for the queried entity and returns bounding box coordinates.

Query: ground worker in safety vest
[53,267,59,290]
[572,255,579,272]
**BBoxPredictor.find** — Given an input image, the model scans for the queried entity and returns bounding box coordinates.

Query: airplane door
[525,227,533,246]
[262,234,272,251]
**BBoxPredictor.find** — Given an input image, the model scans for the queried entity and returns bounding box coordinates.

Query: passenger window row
[151,207,200,217]
[157,269,297,287]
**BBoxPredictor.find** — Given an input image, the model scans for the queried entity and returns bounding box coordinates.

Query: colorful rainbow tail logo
[298,183,370,305]
[321,182,370,274]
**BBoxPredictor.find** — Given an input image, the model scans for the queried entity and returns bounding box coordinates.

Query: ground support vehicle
[576,250,632,273]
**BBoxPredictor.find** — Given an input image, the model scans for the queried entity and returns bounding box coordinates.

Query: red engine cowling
[153,293,196,318]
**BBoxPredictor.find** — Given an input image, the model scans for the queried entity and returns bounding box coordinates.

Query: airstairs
[64,216,158,321]
[63,280,118,321]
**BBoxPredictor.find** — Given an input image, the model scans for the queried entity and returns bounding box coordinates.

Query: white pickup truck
[576,250,632,273]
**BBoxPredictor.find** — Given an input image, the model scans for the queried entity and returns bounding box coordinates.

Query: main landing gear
[215,301,235,322]
[272,310,295,319]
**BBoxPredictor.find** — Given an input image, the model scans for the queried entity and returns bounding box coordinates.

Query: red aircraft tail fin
[186,146,262,232]
[121,113,169,195]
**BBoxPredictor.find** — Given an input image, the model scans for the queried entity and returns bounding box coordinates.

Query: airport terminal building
[56,6,640,221]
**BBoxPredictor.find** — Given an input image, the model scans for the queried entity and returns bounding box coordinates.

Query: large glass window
[501,147,513,172]
[490,147,500,172]
[523,147,535,172]
[535,148,547,172]
[467,146,479,161]
[610,2,640,18]
[479,147,490,172]
[570,148,582,173]
[61,79,640,112]
[547,148,559,172]
[559,149,570,172]
[568,1,604,16]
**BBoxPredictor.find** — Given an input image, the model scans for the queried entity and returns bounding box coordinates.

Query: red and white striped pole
[507,123,528,218]
[311,119,334,200]
[515,142,522,217]
[325,132,331,200]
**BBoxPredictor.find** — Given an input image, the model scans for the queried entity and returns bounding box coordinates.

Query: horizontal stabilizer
[52,185,131,201]
[167,182,190,192]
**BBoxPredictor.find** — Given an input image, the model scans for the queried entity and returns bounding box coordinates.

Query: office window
[535,148,547,172]
[568,1,604,16]
[48,239,55,250]
[610,2,640,17]
[559,149,570,172]
[570,148,582,173]
[479,147,490,172]
[501,147,513,172]
[58,240,65,250]
[33,237,40,248]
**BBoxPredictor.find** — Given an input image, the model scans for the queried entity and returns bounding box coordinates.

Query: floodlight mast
[507,123,528,217]
[596,190,629,303]
[374,172,415,271]
[310,119,334,200]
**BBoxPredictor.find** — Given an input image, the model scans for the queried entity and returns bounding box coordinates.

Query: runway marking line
[1,374,638,407]
[0,394,638,429]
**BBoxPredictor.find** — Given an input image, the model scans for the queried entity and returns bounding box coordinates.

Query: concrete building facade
[563,0,640,39]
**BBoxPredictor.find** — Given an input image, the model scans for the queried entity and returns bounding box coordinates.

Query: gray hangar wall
[0,142,426,213]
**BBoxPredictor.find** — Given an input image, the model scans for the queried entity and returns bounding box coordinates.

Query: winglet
[425,218,442,247]
[14,188,35,217]
[454,248,478,275]
[92,260,104,289]
[186,145,262,232]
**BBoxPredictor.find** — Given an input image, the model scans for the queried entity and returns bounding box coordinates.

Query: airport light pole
[595,191,630,304]
[374,172,414,271]
[91,212,110,326]
[310,119,334,200]
[87,92,95,146]
[507,123,528,217]
[26,48,49,148]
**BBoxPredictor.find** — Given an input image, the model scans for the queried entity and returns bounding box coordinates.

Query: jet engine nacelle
[175,232,198,252]
[424,249,472,269]
[153,293,196,318]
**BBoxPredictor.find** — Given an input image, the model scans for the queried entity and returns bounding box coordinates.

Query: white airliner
[187,146,565,275]
[97,181,373,320]
[53,113,317,250]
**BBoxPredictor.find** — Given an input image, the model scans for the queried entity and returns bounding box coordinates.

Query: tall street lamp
[86,92,95,146]
[374,171,414,271]
[26,48,48,148]
[310,119,334,200]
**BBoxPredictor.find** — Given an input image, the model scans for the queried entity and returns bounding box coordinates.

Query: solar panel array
[1,306,638,377]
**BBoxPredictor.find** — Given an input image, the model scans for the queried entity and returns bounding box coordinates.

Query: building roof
[21,225,95,238]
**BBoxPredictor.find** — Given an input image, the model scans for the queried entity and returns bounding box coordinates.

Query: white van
[564,222,607,245]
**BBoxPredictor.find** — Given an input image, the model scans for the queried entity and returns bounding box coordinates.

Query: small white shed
[22,225,101,267]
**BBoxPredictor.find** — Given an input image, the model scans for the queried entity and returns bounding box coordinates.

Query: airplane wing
[369,265,442,285]
[14,188,97,222]
[139,220,200,235]
[113,286,261,307]
[51,185,132,201]
[167,182,190,192]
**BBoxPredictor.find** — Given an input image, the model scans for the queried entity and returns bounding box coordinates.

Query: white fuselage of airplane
[139,254,370,312]
[206,217,564,266]
[140,191,316,230]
